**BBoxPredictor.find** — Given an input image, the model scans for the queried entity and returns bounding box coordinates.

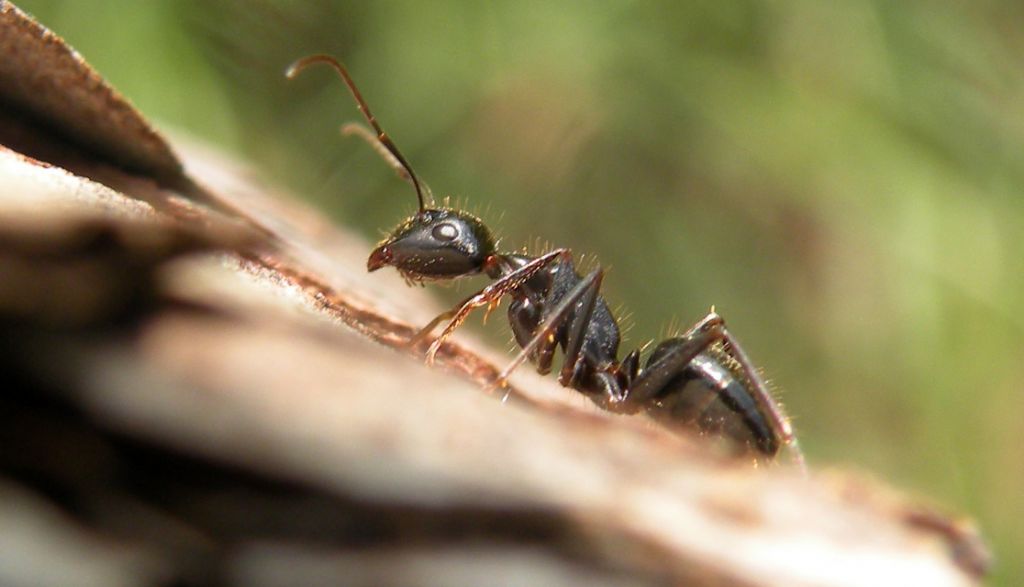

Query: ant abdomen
[642,342,779,455]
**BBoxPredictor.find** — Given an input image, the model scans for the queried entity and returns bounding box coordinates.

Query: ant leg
[630,312,803,467]
[496,267,632,410]
[556,270,603,387]
[494,268,604,388]
[627,312,727,407]
[553,270,635,408]
[420,249,569,363]
[405,306,459,348]
[716,323,803,470]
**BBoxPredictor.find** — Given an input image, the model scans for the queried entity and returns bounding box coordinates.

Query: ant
[287,54,803,466]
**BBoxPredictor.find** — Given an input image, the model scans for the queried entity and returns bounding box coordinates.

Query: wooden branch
[0,3,990,586]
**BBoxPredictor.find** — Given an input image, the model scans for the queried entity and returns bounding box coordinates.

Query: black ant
[287,54,803,466]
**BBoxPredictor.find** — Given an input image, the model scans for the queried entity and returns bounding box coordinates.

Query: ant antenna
[286,54,428,211]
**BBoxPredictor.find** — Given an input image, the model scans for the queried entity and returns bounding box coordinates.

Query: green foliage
[19,0,1023,582]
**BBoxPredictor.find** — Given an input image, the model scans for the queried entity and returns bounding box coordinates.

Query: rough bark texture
[0,3,990,586]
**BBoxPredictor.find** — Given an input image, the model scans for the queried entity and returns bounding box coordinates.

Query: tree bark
[0,3,990,586]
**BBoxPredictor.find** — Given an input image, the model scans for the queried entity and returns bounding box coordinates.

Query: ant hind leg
[630,311,803,467]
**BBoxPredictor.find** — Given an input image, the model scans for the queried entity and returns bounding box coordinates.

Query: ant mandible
[287,54,803,466]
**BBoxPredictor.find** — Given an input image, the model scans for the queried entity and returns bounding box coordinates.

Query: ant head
[368,208,496,281]
[285,55,497,281]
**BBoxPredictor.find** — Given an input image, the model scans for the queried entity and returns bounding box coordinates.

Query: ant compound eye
[432,222,459,242]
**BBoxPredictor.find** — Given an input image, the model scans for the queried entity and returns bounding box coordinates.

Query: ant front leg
[415,249,569,363]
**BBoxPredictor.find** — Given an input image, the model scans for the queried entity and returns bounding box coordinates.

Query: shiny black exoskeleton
[288,55,801,464]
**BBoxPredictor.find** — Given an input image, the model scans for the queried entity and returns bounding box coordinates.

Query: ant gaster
[287,54,802,466]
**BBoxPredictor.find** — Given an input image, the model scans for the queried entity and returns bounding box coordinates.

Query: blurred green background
[16,0,1022,582]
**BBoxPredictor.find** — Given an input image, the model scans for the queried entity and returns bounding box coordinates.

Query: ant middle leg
[494,267,602,383]
[495,267,630,409]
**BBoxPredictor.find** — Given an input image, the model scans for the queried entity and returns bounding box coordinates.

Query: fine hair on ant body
[287,54,803,466]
